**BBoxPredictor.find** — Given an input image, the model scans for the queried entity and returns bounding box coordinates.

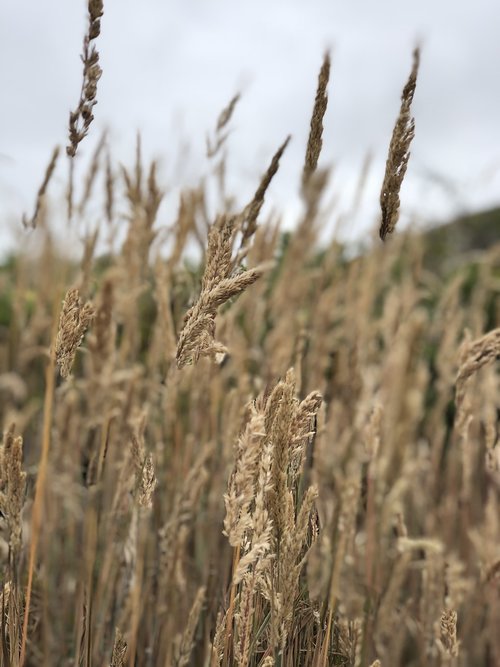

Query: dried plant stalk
[130,425,157,510]
[176,215,268,368]
[110,628,127,666]
[78,132,107,216]
[437,609,459,659]
[238,136,291,255]
[224,407,266,546]
[173,586,206,667]
[0,424,27,556]
[207,93,241,158]
[67,0,104,157]
[22,146,60,229]
[455,327,500,424]
[379,47,420,241]
[105,150,115,223]
[55,287,95,378]
[302,51,331,189]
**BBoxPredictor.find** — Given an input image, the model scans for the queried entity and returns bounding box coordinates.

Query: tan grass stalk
[87,278,115,373]
[303,52,331,189]
[110,628,127,666]
[290,390,323,481]
[207,93,241,158]
[379,47,420,240]
[275,484,318,644]
[147,257,177,369]
[126,520,146,667]
[78,133,107,217]
[455,327,500,425]
[222,544,241,667]
[130,423,157,510]
[0,425,27,557]
[20,312,58,666]
[261,658,275,667]
[224,407,266,546]
[78,228,99,295]
[22,147,60,229]
[210,611,227,667]
[237,136,291,259]
[320,479,360,666]
[66,154,75,223]
[105,150,115,224]
[437,609,459,660]
[173,586,206,667]
[216,94,241,135]
[233,578,252,666]
[159,444,213,599]
[67,0,104,157]
[266,372,296,545]
[350,151,372,217]
[364,404,382,593]
[55,288,95,378]
[176,215,268,368]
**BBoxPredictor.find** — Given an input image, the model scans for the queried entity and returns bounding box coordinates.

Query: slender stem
[222,545,241,667]
[20,327,57,665]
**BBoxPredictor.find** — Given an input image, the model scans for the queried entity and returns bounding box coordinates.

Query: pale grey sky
[1,0,499,253]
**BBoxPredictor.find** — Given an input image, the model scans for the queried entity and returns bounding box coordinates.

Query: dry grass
[379,47,420,241]
[67,0,104,158]
[22,147,60,230]
[303,51,331,190]
[1,45,500,667]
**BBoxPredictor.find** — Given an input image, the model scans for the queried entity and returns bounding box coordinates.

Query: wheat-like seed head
[55,288,95,378]
[379,47,420,241]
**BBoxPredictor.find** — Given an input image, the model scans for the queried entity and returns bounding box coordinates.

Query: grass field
[1,7,500,665]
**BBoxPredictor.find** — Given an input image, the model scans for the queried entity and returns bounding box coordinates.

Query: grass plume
[302,51,331,190]
[67,0,104,157]
[379,47,420,241]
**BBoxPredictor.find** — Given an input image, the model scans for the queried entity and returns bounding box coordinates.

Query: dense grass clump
[1,27,500,667]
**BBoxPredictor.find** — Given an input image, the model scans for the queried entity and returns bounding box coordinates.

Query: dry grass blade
[67,0,104,157]
[78,132,107,216]
[302,51,331,190]
[22,147,60,229]
[216,94,241,134]
[379,47,420,241]
[173,587,206,667]
[207,93,241,157]
[238,136,291,257]
[105,150,115,223]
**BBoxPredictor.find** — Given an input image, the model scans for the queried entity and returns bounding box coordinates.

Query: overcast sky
[1,0,499,253]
